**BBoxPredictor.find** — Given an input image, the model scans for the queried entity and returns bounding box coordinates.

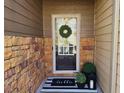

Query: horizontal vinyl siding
[94,0,113,93]
[4,0,43,36]
[43,0,94,37]
[95,25,112,35]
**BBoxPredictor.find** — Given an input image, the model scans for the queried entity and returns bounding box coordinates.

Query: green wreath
[59,25,72,38]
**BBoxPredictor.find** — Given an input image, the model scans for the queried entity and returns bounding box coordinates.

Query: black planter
[87,73,96,80]
[77,83,85,89]
[85,73,97,89]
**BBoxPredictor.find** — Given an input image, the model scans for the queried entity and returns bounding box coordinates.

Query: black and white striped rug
[38,76,98,93]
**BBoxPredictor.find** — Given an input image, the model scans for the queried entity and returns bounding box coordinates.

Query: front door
[52,14,80,73]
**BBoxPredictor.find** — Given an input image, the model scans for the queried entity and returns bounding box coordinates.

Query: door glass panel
[55,17,77,70]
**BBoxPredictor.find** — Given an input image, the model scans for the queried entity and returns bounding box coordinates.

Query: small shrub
[82,62,96,74]
[75,72,86,83]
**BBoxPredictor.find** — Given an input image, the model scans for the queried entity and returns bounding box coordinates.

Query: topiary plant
[82,62,96,74]
[75,72,86,84]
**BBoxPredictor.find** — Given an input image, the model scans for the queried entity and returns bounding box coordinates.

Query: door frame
[52,14,81,74]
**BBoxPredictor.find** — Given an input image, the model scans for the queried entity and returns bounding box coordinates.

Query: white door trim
[52,14,81,74]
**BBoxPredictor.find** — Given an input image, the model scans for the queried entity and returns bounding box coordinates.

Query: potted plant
[82,62,97,89]
[82,62,96,74]
[75,72,86,89]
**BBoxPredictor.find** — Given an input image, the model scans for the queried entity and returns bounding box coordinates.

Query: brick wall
[80,38,95,69]
[4,36,44,93]
[44,37,95,77]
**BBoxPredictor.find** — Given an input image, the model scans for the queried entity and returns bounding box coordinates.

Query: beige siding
[43,0,94,37]
[94,0,113,93]
[115,19,120,93]
[4,0,43,36]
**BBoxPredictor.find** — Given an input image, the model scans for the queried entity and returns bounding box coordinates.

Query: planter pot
[87,73,96,81]
[86,73,97,89]
[77,83,85,89]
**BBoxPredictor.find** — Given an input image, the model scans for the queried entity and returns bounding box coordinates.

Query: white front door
[52,14,80,73]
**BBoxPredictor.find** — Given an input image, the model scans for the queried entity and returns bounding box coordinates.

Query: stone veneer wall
[4,36,44,93]
[44,37,94,77]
